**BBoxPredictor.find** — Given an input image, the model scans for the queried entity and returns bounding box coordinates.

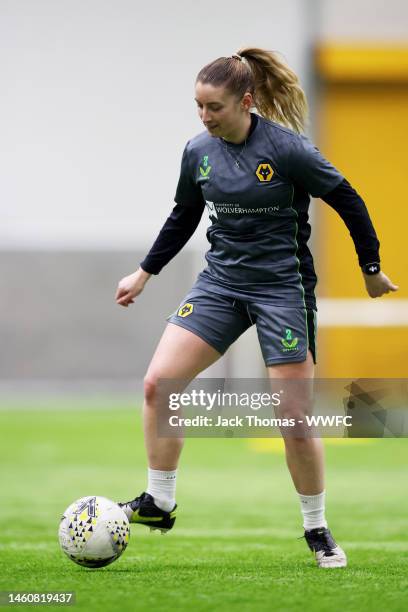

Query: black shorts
[167,288,317,366]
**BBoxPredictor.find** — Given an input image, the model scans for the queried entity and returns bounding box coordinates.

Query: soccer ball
[58,496,130,568]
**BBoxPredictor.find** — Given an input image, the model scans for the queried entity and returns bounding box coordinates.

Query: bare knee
[143,372,159,405]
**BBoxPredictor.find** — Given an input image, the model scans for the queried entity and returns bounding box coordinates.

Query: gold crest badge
[255,163,274,182]
[178,303,194,317]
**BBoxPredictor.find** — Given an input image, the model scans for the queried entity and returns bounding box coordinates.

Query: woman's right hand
[115,267,152,307]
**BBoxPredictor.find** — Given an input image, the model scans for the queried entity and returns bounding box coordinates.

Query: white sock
[299,490,328,530]
[146,468,177,512]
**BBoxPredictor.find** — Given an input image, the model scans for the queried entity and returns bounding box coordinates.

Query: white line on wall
[316,299,408,327]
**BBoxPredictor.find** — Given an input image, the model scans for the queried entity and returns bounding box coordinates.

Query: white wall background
[321,0,408,41]
[0,0,315,251]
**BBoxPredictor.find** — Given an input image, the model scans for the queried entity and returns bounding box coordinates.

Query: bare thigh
[266,350,315,433]
[266,350,315,380]
[146,322,222,382]
[143,323,221,469]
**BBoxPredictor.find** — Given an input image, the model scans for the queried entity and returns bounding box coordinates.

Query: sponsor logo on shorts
[281,328,299,352]
[178,303,194,318]
[255,162,274,182]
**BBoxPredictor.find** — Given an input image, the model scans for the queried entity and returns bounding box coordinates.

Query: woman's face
[195,81,251,140]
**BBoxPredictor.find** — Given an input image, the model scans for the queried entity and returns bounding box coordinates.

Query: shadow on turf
[71,559,327,575]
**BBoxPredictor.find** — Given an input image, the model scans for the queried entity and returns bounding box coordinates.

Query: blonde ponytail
[237,47,308,133]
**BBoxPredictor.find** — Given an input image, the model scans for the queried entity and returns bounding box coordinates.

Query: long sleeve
[322,178,380,266]
[140,201,205,275]
[141,138,206,275]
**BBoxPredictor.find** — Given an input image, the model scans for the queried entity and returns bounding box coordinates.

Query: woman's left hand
[363,271,399,298]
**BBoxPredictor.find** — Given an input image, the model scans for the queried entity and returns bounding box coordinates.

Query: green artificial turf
[0,400,407,611]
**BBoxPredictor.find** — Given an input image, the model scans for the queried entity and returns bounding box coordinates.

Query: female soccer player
[115,48,398,568]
